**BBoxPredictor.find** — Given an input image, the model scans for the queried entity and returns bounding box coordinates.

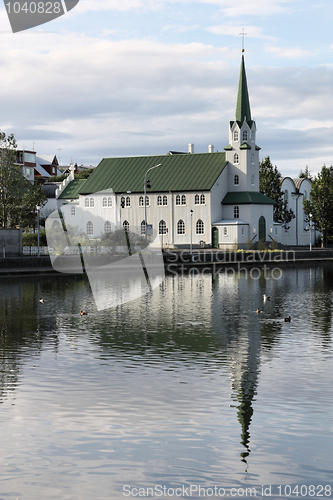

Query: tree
[0,131,46,228]
[303,165,333,247]
[259,156,295,224]
[299,165,312,179]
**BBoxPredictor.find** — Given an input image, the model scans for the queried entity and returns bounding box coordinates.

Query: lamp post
[144,163,162,244]
[36,204,40,257]
[309,213,312,251]
[190,209,193,254]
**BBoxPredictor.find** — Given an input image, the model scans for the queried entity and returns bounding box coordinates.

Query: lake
[0,264,332,500]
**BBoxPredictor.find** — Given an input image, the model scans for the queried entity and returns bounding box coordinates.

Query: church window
[163,195,168,206]
[86,221,93,236]
[234,130,239,141]
[243,130,248,141]
[139,196,144,207]
[123,220,129,232]
[251,174,255,186]
[104,221,111,233]
[284,190,288,206]
[108,197,112,207]
[234,153,239,164]
[196,219,204,235]
[234,174,239,186]
[85,198,89,207]
[241,227,245,236]
[223,227,228,236]
[176,194,181,206]
[90,198,94,207]
[71,206,75,216]
[251,153,255,165]
[141,220,146,235]
[234,205,239,219]
[159,220,167,235]
[177,219,185,235]
[200,194,205,205]
[145,196,150,207]
[103,197,107,207]
[126,196,131,207]
[157,195,162,206]
[181,195,186,205]
[195,194,200,205]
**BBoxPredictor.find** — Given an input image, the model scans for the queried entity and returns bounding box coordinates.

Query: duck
[80,310,88,316]
[256,308,261,314]
[39,298,46,303]
[284,316,291,322]
[263,294,271,301]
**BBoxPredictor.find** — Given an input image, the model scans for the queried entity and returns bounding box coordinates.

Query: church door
[259,216,266,241]
[212,226,219,248]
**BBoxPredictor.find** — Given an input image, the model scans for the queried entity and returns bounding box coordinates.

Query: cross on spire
[239,28,247,53]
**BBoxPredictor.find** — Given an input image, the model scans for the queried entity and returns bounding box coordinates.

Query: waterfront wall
[0,228,22,256]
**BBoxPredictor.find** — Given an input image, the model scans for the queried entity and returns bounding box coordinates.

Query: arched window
[71,206,75,216]
[200,194,205,205]
[103,197,107,207]
[86,221,93,236]
[141,220,146,235]
[145,196,150,207]
[195,194,200,205]
[234,174,239,186]
[196,219,204,235]
[181,195,186,205]
[251,153,255,164]
[157,195,162,206]
[85,198,89,207]
[123,220,129,232]
[108,197,112,207]
[234,130,239,141]
[126,196,131,207]
[163,195,168,206]
[234,153,239,164]
[104,221,111,233]
[234,206,239,219]
[243,130,248,141]
[251,174,255,186]
[284,190,288,206]
[177,219,185,235]
[52,220,60,230]
[176,194,181,205]
[90,198,94,207]
[159,220,167,235]
[139,196,144,207]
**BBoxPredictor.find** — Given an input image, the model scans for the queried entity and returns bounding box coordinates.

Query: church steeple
[235,55,252,124]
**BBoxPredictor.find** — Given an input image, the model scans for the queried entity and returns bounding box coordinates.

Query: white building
[54,53,313,249]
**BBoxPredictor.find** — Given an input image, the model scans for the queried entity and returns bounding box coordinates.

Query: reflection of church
[54,51,277,249]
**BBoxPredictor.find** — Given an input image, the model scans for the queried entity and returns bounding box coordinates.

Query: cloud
[206,25,278,42]
[265,45,316,60]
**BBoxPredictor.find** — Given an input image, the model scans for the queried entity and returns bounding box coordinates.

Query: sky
[1,0,333,177]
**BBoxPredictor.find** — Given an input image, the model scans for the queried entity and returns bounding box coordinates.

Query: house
[14,149,36,183]
[35,154,62,181]
[54,53,313,249]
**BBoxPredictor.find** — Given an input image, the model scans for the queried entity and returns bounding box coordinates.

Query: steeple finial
[239,28,247,53]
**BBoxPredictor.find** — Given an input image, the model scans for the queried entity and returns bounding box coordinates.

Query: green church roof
[58,179,87,199]
[79,152,228,195]
[236,55,252,124]
[222,191,275,205]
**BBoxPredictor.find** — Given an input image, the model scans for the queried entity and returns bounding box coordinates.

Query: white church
[52,53,315,249]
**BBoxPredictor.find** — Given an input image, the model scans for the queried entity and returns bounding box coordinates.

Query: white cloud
[206,25,277,42]
[265,45,316,60]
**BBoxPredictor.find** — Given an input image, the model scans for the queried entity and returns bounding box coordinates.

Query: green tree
[303,165,333,247]
[259,156,295,224]
[0,131,46,228]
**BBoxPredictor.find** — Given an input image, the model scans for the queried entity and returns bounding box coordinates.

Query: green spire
[235,54,252,123]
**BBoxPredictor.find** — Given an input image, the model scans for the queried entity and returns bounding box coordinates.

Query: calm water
[0,265,332,500]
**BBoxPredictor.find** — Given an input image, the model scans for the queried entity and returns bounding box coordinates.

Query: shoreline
[0,248,333,276]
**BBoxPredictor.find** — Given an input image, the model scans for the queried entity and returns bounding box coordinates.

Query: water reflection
[0,265,333,498]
